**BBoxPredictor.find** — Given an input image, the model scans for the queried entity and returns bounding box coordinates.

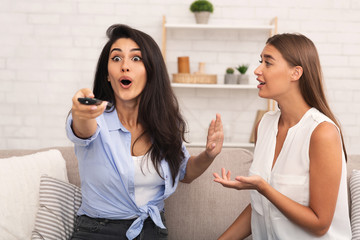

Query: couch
[0,146,359,240]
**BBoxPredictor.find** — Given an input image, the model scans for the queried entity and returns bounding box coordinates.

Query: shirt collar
[104,109,129,133]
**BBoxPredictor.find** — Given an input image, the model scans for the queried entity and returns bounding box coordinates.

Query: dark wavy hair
[267,33,347,160]
[93,24,187,185]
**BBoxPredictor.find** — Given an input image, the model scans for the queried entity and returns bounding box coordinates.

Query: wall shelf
[162,16,278,146]
[171,83,257,89]
[162,15,278,63]
[164,23,275,31]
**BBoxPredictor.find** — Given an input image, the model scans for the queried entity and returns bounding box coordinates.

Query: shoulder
[310,121,342,158]
[309,108,340,142]
[311,121,340,142]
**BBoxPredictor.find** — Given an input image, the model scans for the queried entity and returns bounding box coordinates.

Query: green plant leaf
[190,0,214,13]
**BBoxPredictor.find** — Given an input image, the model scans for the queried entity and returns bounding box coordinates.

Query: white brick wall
[0,0,359,154]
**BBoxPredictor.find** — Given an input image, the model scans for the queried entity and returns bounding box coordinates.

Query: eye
[259,59,271,66]
[132,56,142,62]
[265,61,271,66]
[111,56,122,62]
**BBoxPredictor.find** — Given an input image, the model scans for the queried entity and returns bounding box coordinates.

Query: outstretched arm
[181,113,224,183]
[214,122,343,237]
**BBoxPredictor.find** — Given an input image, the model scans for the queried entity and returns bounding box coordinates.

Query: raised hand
[205,113,224,159]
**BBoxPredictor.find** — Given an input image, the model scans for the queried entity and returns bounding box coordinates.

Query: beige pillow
[0,150,68,240]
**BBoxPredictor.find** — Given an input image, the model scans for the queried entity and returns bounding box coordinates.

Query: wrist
[257,178,268,195]
[204,149,215,162]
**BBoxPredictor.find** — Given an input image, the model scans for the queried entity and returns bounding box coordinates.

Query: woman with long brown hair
[66,24,223,240]
[213,33,351,239]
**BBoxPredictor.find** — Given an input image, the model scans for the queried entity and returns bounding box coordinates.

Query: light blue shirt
[66,109,190,240]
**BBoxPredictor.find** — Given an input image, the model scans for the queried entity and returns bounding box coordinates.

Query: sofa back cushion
[0,147,80,187]
[164,147,253,240]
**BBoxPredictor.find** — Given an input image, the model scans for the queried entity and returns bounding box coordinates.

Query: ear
[291,66,303,81]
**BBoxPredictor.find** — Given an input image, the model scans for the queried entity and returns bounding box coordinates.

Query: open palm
[205,113,224,159]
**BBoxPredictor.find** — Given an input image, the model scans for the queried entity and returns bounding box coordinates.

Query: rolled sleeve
[65,113,101,146]
[179,143,190,181]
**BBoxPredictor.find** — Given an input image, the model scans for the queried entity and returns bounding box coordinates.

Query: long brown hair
[93,24,188,185]
[266,33,347,160]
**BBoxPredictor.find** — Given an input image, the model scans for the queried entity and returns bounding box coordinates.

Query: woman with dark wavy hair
[213,33,351,239]
[66,24,223,240]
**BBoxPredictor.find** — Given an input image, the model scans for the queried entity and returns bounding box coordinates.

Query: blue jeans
[71,212,168,240]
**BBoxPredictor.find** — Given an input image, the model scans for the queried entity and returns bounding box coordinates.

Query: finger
[226,170,231,181]
[72,88,94,106]
[221,168,226,179]
[100,101,109,111]
[207,119,215,137]
[215,113,223,132]
[235,176,246,183]
[213,172,220,179]
[81,88,94,98]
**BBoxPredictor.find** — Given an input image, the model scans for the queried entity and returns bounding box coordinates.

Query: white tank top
[132,155,164,207]
[250,108,351,239]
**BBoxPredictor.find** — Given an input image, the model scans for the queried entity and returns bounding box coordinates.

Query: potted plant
[236,64,249,84]
[190,0,214,24]
[224,67,237,84]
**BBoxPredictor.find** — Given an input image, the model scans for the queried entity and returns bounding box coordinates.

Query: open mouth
[121,79,132,86]
[259,82,266,85]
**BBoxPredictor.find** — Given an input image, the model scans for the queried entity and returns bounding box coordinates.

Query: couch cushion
[350,169,360,238]
[0,147,80,187]
[32,175,82,240]
[0,149,68,240]
[165,147,253,240]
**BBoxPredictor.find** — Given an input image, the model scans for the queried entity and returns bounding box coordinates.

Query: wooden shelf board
[171,83,258,89]
[165,23,275,31]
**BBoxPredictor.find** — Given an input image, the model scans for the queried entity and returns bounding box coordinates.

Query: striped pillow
[31,175,82,240]
[350,169,360,239]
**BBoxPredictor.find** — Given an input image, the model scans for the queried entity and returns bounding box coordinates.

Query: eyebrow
[110,48,141,53]
[262,54,275,60]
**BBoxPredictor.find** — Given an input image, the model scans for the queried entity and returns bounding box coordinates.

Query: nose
[254,65,262,76]
[121,59,130,72]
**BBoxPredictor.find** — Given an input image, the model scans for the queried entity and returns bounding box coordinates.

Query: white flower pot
[194,11,210,24]
[224,74,237,84]
[238,74,249,84]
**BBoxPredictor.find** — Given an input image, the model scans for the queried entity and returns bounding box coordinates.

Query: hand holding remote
[78,97,103,105]
[78,97,113,109]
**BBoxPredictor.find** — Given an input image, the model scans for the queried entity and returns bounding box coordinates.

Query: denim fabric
[71,212,168,240]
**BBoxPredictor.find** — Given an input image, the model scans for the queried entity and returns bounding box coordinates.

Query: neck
[116,100,140,129]
[277,96,311,128]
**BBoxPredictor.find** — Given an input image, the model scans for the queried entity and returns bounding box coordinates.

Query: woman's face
[107,38,147,105]
[254,44,295,100]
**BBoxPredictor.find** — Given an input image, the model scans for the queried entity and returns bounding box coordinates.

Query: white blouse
[133,155,164,207]
[250,108,351,239]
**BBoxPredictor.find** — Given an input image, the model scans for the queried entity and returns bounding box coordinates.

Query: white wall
[0,0,359,154]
